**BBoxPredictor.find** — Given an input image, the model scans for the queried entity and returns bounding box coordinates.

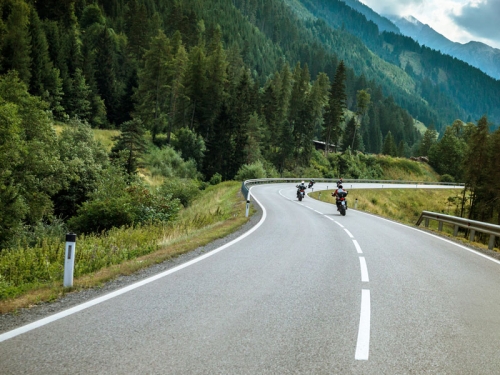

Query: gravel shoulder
[0,203,263,335]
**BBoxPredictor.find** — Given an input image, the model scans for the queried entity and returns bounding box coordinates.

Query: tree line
[1,0,498,250]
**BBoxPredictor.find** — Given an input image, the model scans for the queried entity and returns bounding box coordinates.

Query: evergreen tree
[134,30,172,143]
[1,0,31,84]
[94,27,119,125]
[382,131,397,156]
[323,60,347,153]
[110,119,148,175]
[166,35,188,143]
[183,45,208,131]
[463,116,491,219]
[124,0,149,58]
[342,117,363,152]
[419,125,438,156]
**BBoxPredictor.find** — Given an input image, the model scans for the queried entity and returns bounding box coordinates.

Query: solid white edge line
[354,210,500,266]
[344,229,354,238]
[355,289,371,360]
[359,257,369,282]
[353,240,363,254]
[0,189,268,343]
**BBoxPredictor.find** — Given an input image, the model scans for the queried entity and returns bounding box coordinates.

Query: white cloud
[452,0,500,44]
[358,0,500,49]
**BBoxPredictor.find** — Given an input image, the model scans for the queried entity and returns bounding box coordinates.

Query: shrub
[440,174,455,183]
[144,146,201,180]
[68,167,180,233]
[235,161,267,180]
[210,173,222,185]
[160,178,201,207]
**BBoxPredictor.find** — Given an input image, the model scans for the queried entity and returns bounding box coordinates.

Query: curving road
[1,183,500,374]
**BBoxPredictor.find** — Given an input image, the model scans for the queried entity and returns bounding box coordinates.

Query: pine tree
[167,35,188,143]
[419,125,438,156]
[463,116,490,219]
[110,119,148,175]
[134,30,172,143]
[124,0,149,58]
[382,131,397,156]
[323,60,347,153]
[94,27,119,125]
[1,0,32,84]
[183,45,208,131]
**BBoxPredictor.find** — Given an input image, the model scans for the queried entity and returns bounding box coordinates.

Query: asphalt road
[1,183,500,374]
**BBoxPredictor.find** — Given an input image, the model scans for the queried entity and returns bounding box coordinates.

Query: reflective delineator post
[245,191,251,217]
[64,233,77,287]
[355,198,358,209]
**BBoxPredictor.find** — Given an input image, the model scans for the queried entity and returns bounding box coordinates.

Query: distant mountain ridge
[339,0,399,33]
[388,15,500,80]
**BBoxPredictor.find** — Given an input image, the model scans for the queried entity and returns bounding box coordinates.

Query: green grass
[319,188,463,223]
[53,124,119,152]
[0,181,251,313]
[311,188,497,251]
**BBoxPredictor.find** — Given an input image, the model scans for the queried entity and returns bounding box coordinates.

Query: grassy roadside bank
[0,181,253,314]
[310,188,499,252]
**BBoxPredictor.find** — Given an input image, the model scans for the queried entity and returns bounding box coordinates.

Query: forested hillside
[1,0,499,251]
[300,0,500,128]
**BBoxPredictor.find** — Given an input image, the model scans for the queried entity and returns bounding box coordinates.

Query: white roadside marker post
[64,233,77,288]
[245,192,251,217]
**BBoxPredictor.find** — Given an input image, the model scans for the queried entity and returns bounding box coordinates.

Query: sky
[358,0,500,50]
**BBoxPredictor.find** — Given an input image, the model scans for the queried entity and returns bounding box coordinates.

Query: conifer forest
[1,0,500,250]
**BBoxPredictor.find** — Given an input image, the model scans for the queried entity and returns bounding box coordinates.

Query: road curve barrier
[416,210,500,250]
[241,178,464,199]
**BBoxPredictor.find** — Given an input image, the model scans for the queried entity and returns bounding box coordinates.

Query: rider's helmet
[338,185,343,189]
[301,181,305,184]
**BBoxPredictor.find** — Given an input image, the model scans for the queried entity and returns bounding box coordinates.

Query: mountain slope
[389,15,500,80]
[296,0,500,126]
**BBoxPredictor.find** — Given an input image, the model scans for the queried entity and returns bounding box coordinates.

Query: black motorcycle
[296,186,306,201]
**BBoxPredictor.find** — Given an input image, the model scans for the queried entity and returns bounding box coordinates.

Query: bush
[144,146,201,180]
[210,173,222,185]
[440,174,455,183]
[68,167,181,234]
[235,161,266,180]
[160,178,201,207]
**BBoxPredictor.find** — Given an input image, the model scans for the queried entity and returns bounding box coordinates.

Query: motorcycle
[297,186,306,201]
[337,191,348,216]
[308,180,315,188]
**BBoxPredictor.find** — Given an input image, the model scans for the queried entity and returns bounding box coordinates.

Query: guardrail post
[424,218,429,227]
[469,229,475,242]
[453,225,459,236]
[438,221,443,231]
[488,235,496,250]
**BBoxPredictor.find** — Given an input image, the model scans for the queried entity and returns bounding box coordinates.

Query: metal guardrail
[241,178,464,199]
[416,210,500,250]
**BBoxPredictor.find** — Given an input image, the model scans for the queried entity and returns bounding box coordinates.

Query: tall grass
[310,188,498,250]
[0,182,246,302]
[311,188,463,224]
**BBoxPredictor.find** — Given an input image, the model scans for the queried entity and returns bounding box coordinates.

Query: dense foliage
[1,0,499,251]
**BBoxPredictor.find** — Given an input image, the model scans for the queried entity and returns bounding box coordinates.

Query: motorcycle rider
[308,179,315,188]
[296,180,307,199]
[336,177,343,187]
[332,184,348,211]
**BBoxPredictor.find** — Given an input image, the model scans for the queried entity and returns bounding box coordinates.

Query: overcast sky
[358,0,500,50]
